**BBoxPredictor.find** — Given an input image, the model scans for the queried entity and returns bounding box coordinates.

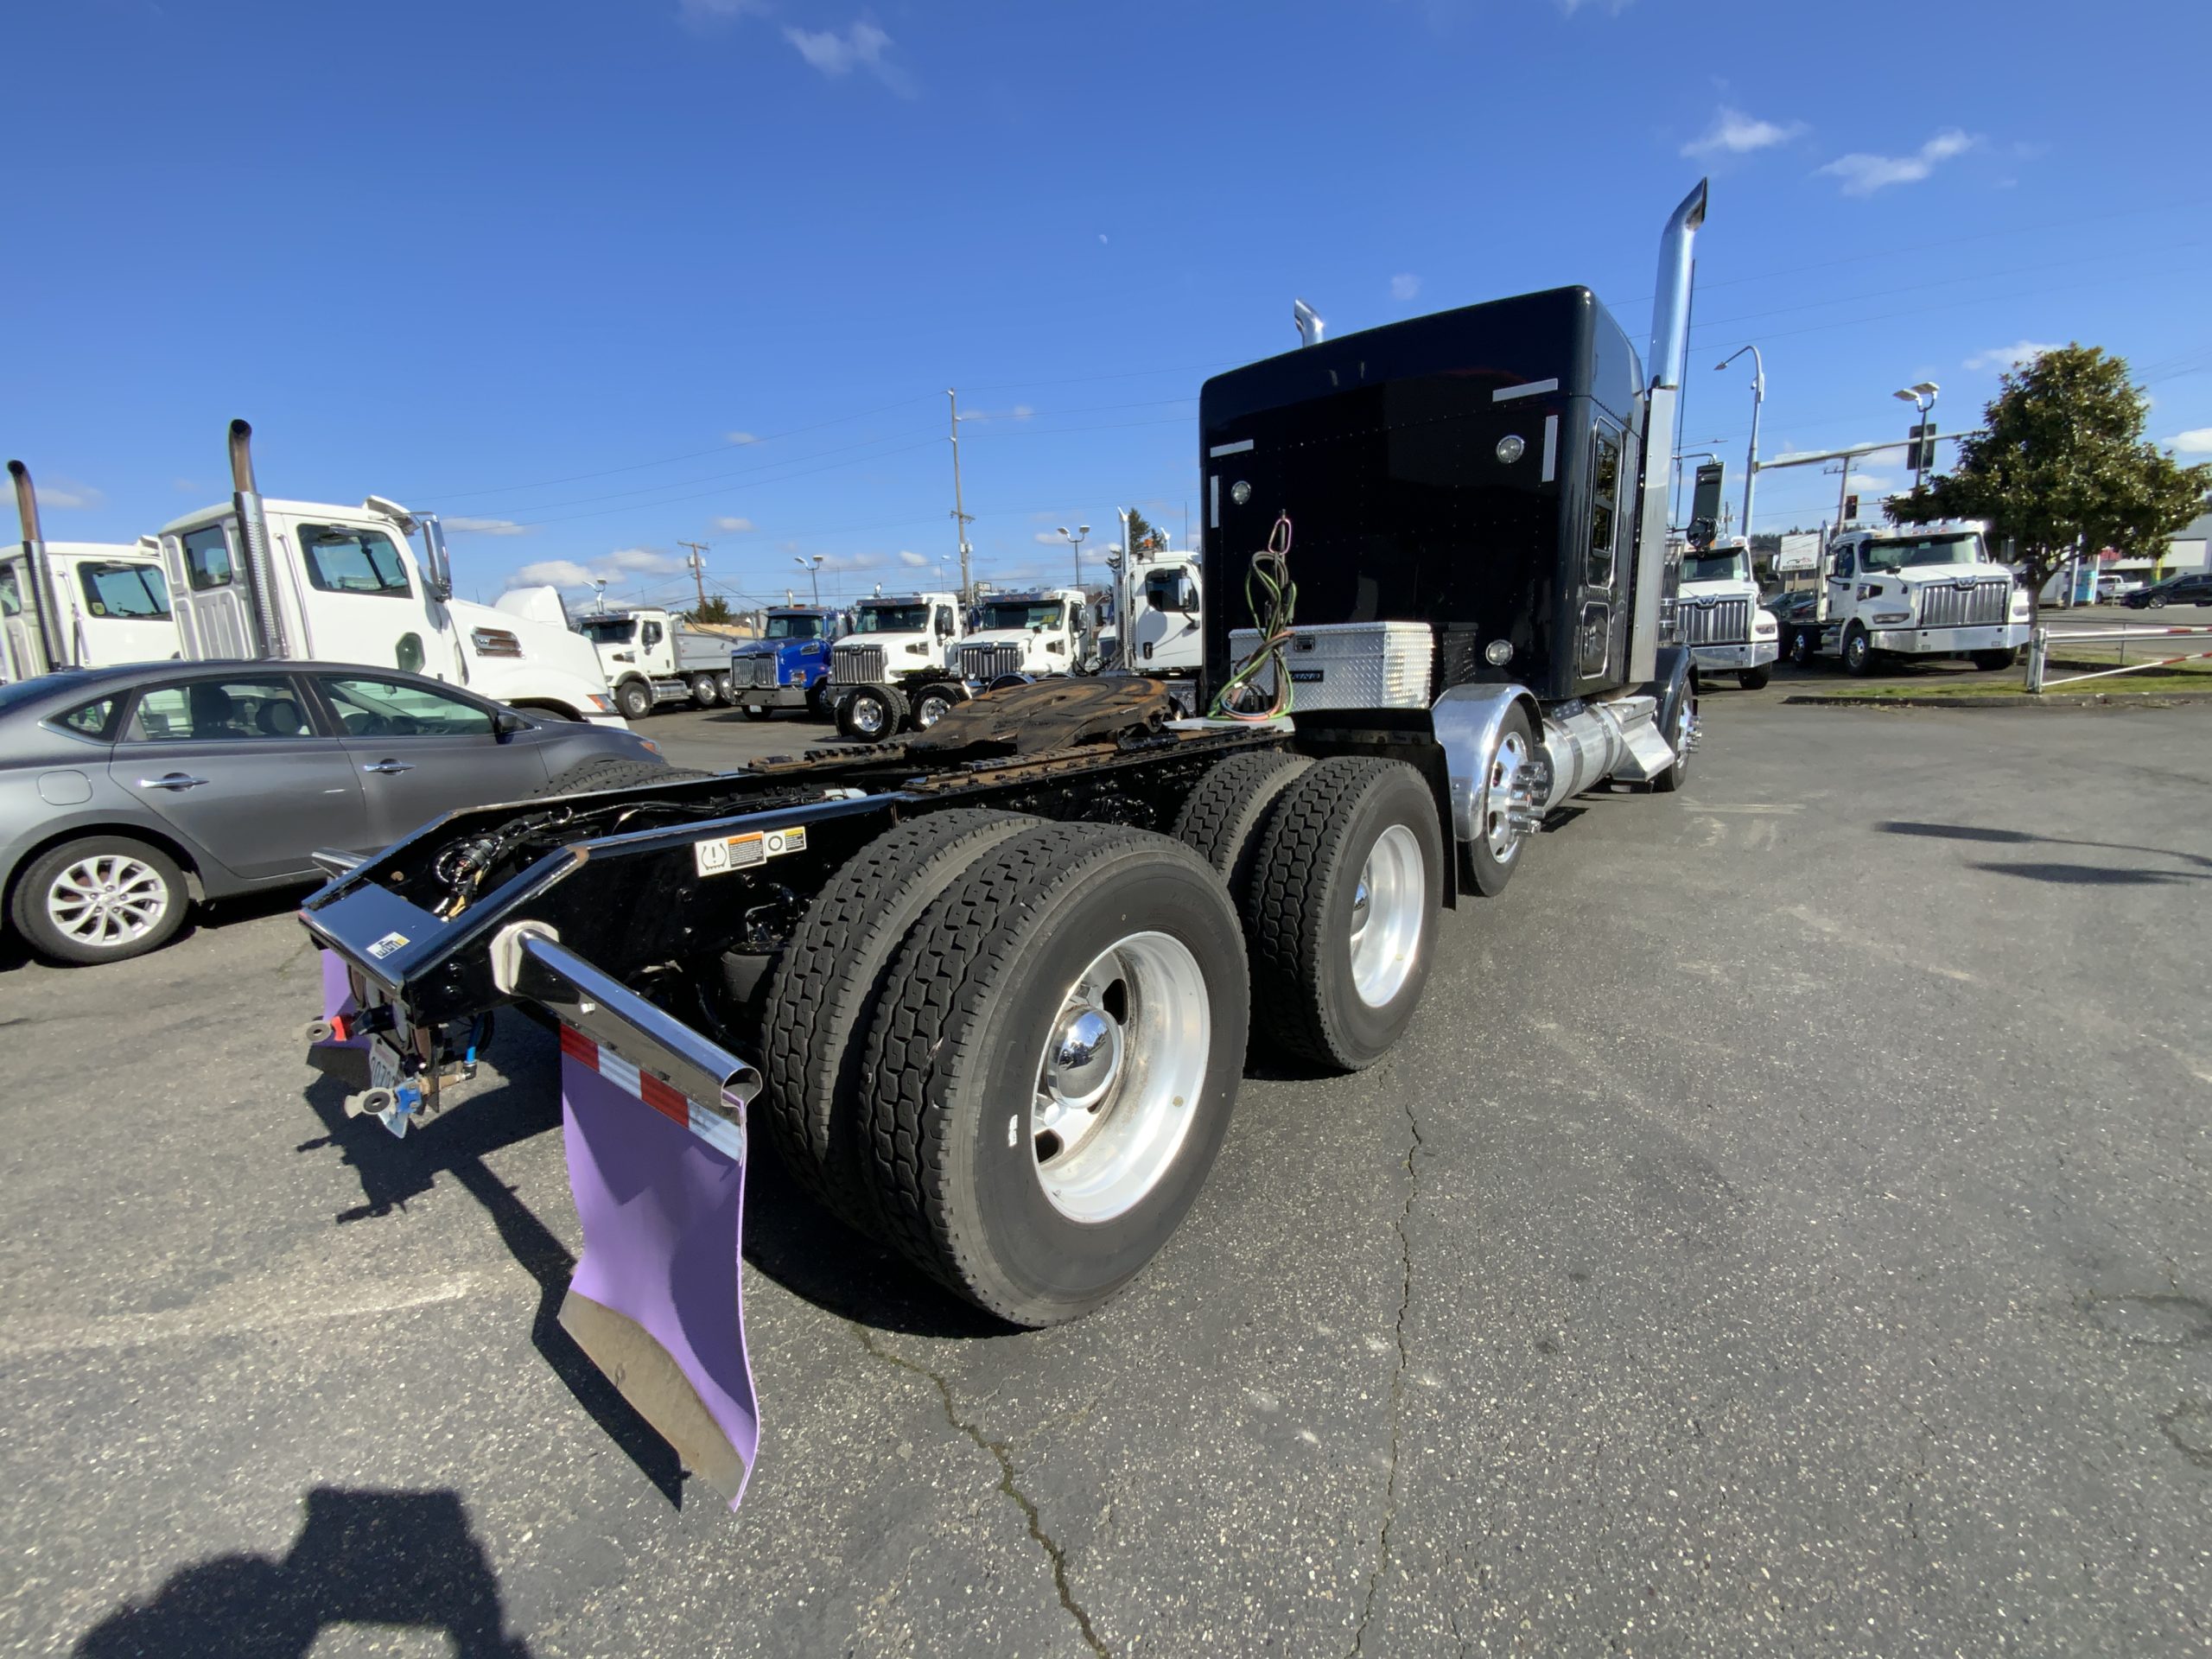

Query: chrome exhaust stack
[1629,179,1709,683]
[227,420,290,659]
[7,460,70,674]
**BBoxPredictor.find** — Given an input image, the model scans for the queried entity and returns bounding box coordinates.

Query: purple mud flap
[315,948,365,1049]
[558,1046,759,1510]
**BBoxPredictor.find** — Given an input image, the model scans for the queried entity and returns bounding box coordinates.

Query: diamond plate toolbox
[1226,620,1434,710]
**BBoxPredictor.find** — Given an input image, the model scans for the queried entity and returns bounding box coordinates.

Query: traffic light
[1844,493,1860,521]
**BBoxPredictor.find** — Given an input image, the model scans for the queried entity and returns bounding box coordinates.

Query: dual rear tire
[760,750,1446,1323]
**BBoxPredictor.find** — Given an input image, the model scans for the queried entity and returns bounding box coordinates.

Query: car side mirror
[493,709,530,738]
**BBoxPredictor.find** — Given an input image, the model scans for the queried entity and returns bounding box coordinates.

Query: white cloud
[1964,340,2059,372]
[513,560,601,589]
[726,431,759,446]
[783,19,915,95]
[1682,106,1806,158]
[36,478,103,511]
[172,478,202,494]
[1389,273,1421,302]
[815,551,884,573]
[677,0,766,24]
[445,516,530,537]
[897,550,929,567]
[605,547,679,573]
[1847,473,1893,493]
[1818,129,1977,195]
[711,515,756,533]
[2171,429,2212,455]
[959,404,1033,424]
[1033,531,1068,545]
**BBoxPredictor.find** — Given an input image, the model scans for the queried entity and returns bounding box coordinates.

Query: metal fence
[2024,625,2212,692]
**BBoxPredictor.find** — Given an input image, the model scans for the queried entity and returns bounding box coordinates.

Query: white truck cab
[1674,538,1778,690]
[827,591,966,738]
[153,423,621,723]
[955,588,1096,684]
[1,537,179,682]
[1122,550,1204,675]
[575,607,733,719]
[1792,518,2030,677]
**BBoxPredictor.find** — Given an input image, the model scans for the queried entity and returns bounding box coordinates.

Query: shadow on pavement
[1969,861,2209,887]
[74,1488,531,1658]
[1878,818,2212,871]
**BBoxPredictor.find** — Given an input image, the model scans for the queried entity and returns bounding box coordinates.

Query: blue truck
[729,607,843,720]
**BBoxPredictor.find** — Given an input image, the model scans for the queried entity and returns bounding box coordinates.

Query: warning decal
[694,823,809,878]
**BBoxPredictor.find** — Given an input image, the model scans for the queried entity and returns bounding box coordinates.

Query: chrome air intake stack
[1629,179,1709,683]
[6,460,69,673]
[227,419,289,659]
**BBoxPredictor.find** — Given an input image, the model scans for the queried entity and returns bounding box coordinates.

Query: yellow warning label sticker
[693,823,808,878]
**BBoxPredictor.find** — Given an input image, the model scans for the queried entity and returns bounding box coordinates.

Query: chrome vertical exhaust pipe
[7,459,71,672]
[227,419,289,659]
[1629,179,1710,683]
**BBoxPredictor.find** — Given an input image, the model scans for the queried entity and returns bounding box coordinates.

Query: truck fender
[1430,682,1544,846]
[1638,647,1696,752]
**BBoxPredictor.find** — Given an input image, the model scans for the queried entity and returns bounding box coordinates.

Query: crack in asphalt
[1351,1087,1423,1658]
[850,1325,1109,1657]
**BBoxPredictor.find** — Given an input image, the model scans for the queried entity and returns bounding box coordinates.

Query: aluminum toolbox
[1225,620,1434,710]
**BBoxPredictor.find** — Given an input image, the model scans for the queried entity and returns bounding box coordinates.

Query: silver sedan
[1,661,670,964]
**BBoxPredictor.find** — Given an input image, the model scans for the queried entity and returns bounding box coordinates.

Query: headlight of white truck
[2011,587,2030,616]
[1872,609,1912,624]
[1754,612,1777,635]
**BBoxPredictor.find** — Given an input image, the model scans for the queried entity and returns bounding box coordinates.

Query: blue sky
[10,0,2210,609]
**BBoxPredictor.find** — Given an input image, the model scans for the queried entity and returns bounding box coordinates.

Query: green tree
[1122,509,1169,555]
[1887,344,2209,623]
[685,594,734,626]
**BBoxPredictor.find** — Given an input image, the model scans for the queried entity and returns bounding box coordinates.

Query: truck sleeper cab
[296,181,1715,1515]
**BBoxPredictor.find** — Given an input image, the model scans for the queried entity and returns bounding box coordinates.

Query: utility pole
[677,540,709,612]
[948,389,975,607]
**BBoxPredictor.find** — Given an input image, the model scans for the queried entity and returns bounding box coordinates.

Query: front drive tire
[10,835,188,965]
[1463,705,1536,898]
[860,823,1250,1324]
[1842,624,1875,677]
[690,673,724,709]
[906,682,965,731]
[1250,757,1445,1071]
[762,810,1031,1231]
[615,679,654,721]
[1650,677,1697,794]
[1738,664,1771,690]
[836,683,907,741]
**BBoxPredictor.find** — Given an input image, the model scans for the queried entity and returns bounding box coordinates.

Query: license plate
[369,1036,405,1097]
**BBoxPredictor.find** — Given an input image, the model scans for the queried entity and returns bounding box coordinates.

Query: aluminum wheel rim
[1032,931,1209,1223]
[1348,823,1424,1008]
[1675,694,1696,771]
[1485,731,1529,862]
[851,696,887,736]
[47,854,168,947]
[915,692,950,727]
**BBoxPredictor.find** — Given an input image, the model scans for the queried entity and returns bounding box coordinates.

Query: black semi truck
[299,181,1712,1509]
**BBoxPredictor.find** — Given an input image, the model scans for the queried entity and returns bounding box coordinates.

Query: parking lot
[6,696,2211,1656]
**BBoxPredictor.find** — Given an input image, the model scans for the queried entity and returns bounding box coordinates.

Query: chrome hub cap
[48,855,168,947]
[852,697,886,736]
[1485,732,1530,862]
[1348,824,1424,1008]
[1032,931,1209,1223]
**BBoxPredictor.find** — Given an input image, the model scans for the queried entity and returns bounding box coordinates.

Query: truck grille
[1676,597,1750,645]
[735,655,776,689]
[959,643,1024,681]
[831,643,885,684]
[1916,578,2011,628]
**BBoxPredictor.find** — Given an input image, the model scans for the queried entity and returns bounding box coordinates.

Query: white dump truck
[1674,537,1778,690]
[1788,518,2031,675]
[150,424,621,723]
[575,607,733,719]
[827,591,967,739]
[0,485,181,681]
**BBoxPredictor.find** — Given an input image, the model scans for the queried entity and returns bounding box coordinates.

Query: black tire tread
[1169,748,1308,914]
[762,809,1029,1227]
[1249,757,1427,1069]
[860,822,1229,1318]
[531,757,704,798]
[836,683,908,741]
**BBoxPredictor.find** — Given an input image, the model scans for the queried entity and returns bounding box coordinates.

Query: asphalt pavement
[4,696,2210,1656]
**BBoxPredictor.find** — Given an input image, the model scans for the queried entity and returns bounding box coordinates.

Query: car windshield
[765,613,823,640]
[983,601,1063,630]
[1682,550,1751,583]
[1861,534,1982,572]
[577,617,636,645]
[854,603,929,633]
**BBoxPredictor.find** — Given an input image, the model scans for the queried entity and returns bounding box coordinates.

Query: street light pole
[1056,524,1090,588]
[791,554,823,607]
[1715,346,1764,547]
